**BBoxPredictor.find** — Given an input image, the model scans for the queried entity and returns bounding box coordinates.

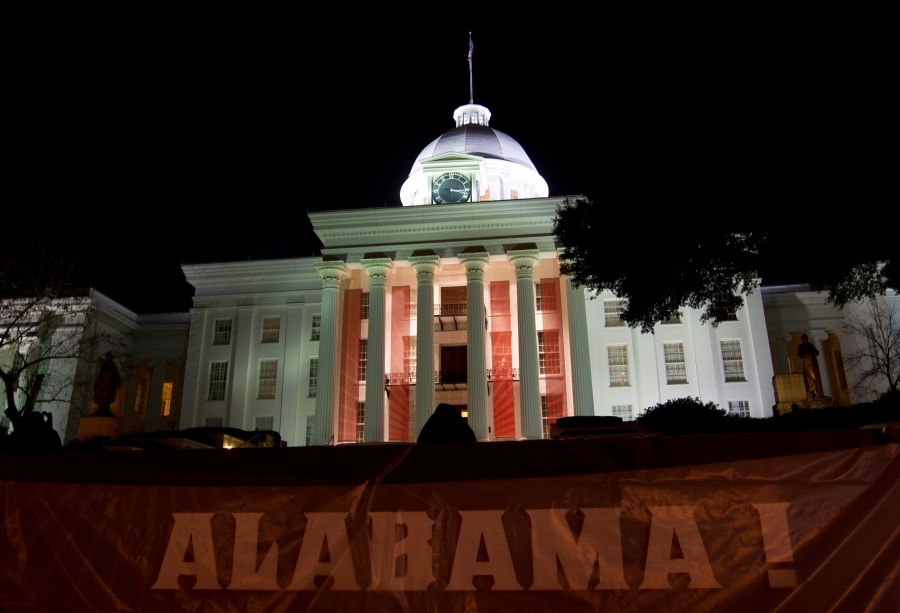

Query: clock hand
[449,189,468,193]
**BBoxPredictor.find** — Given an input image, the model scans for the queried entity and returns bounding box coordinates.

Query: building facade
[176,103,809,447]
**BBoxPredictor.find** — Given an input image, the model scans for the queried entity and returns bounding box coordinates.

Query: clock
[431,172,472,204]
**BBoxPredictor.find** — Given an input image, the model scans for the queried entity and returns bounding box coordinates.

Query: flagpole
[468,32,474,104]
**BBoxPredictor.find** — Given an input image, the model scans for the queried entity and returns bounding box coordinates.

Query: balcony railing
[384,367,520,387]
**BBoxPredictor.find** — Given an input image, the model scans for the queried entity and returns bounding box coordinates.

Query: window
[510,188,519,200]
[357,402,365,443]
[404,336,417,376]
[536,283,558,312]
[160,381,173,416]
[305,415,315,446]
[261,317,281,343]
[208,361,228,401]
[662,312,682,325]
[134,381,144,414]
[205,417,224,427]
[715,307,739,322]
[255,416,274,431]
[361,292,370,320]
[308,358,318,397]
[663,342,687,384]
[540,396,550,439]
[612,404,633,420]
[607,344,630,387]
[720,340,746,382]
[213,319,232,345]
[728,400,750,417]
[310,314,321,341]
[358,339,368,382]
[538,330,561,375]
[258,359,278,399]
[406,289,417,318]
[605,300,625,327]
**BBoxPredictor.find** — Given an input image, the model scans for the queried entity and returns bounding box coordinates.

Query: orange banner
[1,441,898,612]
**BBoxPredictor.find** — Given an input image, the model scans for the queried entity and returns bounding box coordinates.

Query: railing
[435,302,467,316]
[384,368,520,387]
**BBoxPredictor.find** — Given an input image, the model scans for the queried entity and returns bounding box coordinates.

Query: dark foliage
[635,394,900,436]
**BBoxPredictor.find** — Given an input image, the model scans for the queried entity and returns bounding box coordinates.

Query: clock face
[431,172,472,204]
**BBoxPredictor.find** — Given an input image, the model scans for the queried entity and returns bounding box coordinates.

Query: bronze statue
[797,334,824,400]
[92,352,121,415]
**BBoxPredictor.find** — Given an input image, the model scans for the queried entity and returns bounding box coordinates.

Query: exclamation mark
[753,503,798,588]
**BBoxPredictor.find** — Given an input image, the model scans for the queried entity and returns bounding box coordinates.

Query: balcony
[435,302,467,331]
[384,368,520,389]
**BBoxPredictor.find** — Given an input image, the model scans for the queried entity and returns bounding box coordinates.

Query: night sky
[6,11,894,313]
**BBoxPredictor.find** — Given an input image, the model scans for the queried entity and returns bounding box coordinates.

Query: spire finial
[467,33,474,104]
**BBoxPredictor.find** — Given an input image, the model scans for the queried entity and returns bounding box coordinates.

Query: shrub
[635,397,745,434]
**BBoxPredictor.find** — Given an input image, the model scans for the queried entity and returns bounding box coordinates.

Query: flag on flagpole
[468,34,473,65]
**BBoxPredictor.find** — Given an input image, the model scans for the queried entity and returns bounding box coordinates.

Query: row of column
[311,250,595,445]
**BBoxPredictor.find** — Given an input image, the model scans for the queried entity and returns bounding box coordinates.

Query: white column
[509,249,542,439]
[410,255,440,436]
[362,258,393,442]
[460,252,490,440]
[313,261,347,445]
[565,277,595,416]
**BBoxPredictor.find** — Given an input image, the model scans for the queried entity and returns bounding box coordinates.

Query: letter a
[639,506,720,589]
[152,513,221,590]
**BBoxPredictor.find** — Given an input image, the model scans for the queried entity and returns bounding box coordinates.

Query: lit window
[208,361,228,401]
[255,416,274,431]
[481,186,491,201]
[310,314,321,341]
[612,404,633,420]
[607,344,630,387]
[358,339,368,382]
[663,342,687,384]
[720,340,746,382]
[605,300,625,327]
[261,317,281,343]
[308,358,318,397]
[213,319,232,345]
[361,292,370,320]
[538,330,561,375]
[728,400,750,417]
[160,381,173,416]
[258,359,278,399]
[357,402,365,443]
[510,188,519,200]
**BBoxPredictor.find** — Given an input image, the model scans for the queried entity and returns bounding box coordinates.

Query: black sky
[6,10,895,313]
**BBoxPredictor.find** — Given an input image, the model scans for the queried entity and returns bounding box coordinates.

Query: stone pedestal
[772,373,834,415]
[77,414,122,441]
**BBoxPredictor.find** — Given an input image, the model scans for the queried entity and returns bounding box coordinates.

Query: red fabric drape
[389,286,411,441]
[338,289,361,443]
[490,281,515,438]
[540,278,567,428]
